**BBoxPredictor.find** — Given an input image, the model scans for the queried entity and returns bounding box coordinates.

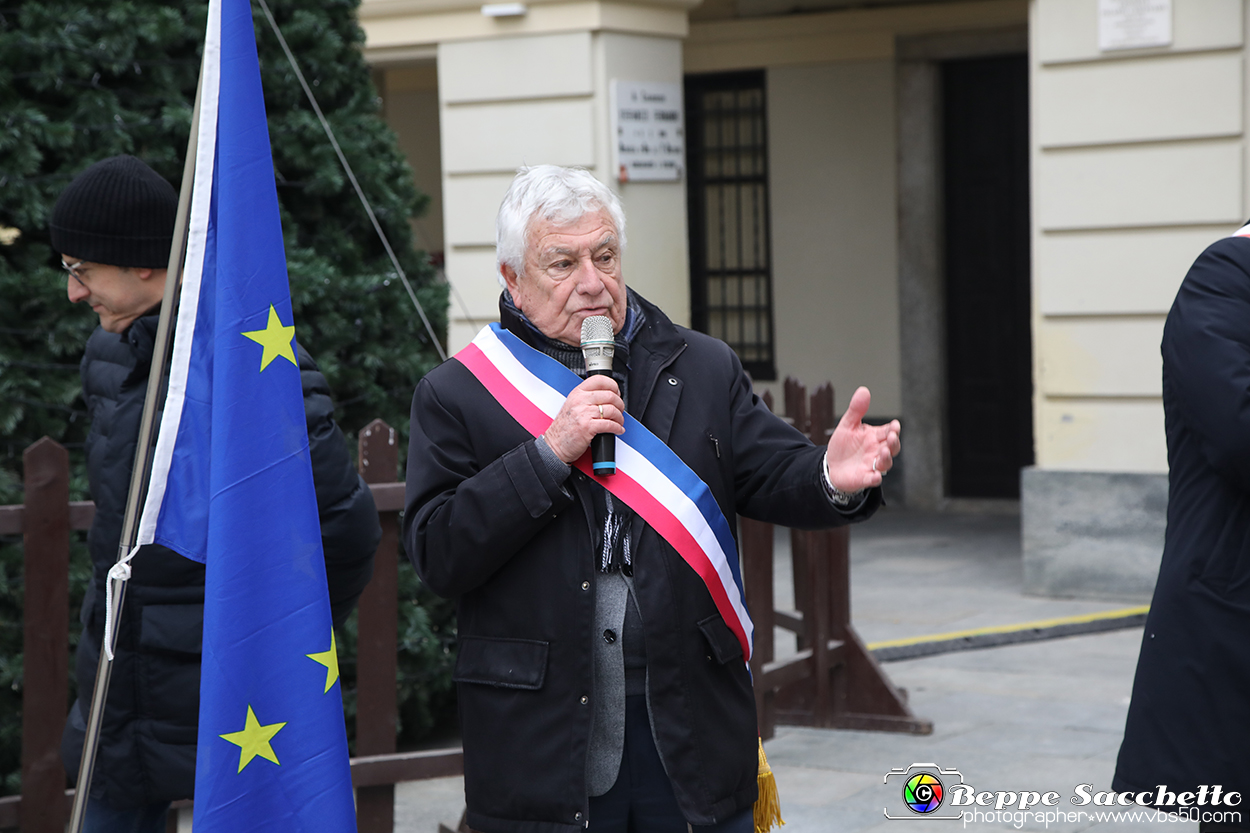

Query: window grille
[684,70,776,381]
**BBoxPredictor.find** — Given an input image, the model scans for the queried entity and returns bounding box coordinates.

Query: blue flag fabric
[136,0,357,827]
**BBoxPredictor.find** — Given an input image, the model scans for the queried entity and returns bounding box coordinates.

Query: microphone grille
[581,315,614,345]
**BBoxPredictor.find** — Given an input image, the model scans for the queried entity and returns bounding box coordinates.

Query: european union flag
[136,0,357,827]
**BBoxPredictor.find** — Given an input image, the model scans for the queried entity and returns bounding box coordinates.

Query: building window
[685,70,776,381]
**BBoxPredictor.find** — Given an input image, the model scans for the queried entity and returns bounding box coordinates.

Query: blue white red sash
[456,323,754,661]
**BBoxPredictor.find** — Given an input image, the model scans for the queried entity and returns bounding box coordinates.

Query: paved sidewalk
[391,507,1183,833]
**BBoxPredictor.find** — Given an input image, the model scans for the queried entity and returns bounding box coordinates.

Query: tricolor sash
[455,323,754,662]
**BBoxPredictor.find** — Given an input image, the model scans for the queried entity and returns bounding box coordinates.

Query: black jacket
[404,294,880,833]
[61,312,380,810]
[1114,234,1250,799]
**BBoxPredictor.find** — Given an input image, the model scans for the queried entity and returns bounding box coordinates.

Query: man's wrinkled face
[501,209,626,346]
[60,255,163,333]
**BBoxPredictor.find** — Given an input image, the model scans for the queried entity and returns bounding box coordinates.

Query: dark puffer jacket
[61,312,380,810]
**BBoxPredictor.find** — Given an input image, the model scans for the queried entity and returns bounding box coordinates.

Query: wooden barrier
[0,422,461,832]
[355,419,402,832]
[744,380,932,739]
[17,440,70,833]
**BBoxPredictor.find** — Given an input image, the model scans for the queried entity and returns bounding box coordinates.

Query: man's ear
[500,263,520,296]
[135,267,166,305]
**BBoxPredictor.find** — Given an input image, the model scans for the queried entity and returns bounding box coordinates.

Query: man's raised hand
[825,386,901,493]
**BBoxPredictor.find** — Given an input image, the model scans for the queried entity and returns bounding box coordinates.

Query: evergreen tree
[0,0,454,795]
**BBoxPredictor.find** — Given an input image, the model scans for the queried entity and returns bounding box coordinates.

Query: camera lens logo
[903,772,944,814]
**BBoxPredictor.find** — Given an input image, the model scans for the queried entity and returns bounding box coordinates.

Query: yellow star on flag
[219,705,287,773]
[241,305,297,371]
[307,630,340,694]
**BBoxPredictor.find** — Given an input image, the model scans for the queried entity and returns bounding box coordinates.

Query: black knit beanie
[50,155,178,268]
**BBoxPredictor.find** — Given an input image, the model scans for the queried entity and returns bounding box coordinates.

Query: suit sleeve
[402,372,575,598]
[298,345,380,628]
[1163,237,1250,492]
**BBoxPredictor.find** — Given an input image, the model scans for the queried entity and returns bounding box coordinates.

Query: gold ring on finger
[598,404,604,419]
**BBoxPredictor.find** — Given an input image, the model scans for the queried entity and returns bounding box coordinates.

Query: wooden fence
[0,420,461,833]
[0,381,927,832]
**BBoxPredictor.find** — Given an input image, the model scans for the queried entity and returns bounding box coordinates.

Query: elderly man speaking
[404,165,899,833]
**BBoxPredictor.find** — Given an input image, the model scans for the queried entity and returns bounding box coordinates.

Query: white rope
[102,547,138,661]
[253,0,448,362]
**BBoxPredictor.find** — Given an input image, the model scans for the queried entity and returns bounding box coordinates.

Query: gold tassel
[754,737,784,833]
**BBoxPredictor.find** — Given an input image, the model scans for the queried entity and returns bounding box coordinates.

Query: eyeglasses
[61,259,88,288]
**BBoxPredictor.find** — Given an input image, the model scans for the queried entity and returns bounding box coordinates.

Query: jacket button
[603,629,616,644]
[668,377,678,386]
[706,654,713,662]
[575,812,583,821]
[580,695,589,705]
[581,581,590,591]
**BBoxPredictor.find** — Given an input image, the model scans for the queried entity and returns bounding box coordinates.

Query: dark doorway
[942,54,1033,498]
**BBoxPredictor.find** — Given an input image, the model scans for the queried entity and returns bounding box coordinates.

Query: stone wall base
[1021,467,1168,602]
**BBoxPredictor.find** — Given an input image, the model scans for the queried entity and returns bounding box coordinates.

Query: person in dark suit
[404,165,901,833]
[1115,225,1250,829]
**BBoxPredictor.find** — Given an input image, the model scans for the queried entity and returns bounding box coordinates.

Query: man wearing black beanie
[52,155,176,333]
[51,155,381,831]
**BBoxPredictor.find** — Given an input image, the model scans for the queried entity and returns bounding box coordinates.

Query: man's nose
[66,276,89,303]
[573,256,605,294]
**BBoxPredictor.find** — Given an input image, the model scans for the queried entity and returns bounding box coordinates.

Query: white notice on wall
[611,80,684,183]
[1098,0,1172,52]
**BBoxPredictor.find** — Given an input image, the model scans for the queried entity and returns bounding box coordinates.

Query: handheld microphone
[581,315,616,476]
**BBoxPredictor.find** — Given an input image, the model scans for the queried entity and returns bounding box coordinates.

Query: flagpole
[67,68,204,833]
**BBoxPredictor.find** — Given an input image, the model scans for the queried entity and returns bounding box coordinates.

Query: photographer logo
[884,763,964,820]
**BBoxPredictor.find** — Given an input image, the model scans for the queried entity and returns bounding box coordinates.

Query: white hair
[495,165,627,286]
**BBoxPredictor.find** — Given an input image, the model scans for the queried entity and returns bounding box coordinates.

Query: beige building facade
[360,0,1250,600]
